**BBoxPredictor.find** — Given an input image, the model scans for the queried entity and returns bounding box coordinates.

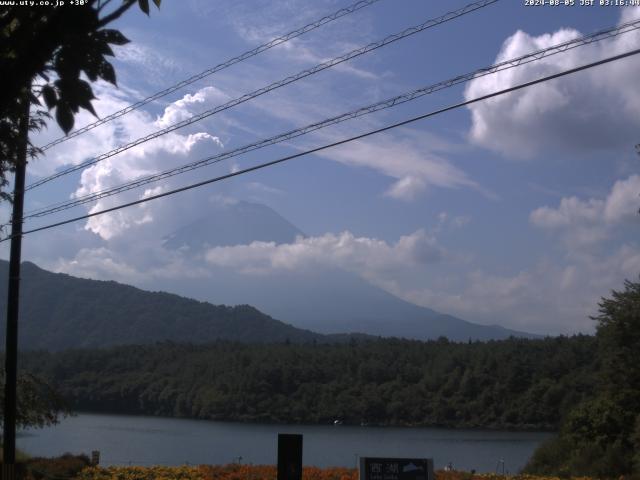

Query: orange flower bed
[76,464,597,480]
[197,465,357,480]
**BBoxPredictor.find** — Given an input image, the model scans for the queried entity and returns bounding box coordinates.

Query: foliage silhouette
[525,278,640,477]
[0,0,160,198]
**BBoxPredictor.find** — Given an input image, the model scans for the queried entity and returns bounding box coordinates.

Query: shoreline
[55,409,559,433]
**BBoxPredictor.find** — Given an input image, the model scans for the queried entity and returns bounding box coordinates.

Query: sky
[4,0,640,336]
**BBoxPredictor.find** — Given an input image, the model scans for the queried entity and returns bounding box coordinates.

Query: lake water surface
[18,413,552,473]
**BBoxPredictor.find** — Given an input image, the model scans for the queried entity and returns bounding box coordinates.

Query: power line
[21,17,640,220]
[25,0,499,191]
[25,18,639,218]
[6,47,639,242]
[37,0,383,152]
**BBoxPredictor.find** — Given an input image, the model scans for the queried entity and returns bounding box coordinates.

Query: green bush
[526,279,640,479]
[24,453,91,479]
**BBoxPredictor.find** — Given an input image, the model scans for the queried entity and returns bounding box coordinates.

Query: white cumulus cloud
[396,242,640,335]
[155,87,229,129]
[205,229,447,278]
[29,84,227,241]
[530,175,640,248]
[465,8,640,157]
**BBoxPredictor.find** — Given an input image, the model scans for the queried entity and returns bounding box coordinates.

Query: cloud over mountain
[204,229,446,277]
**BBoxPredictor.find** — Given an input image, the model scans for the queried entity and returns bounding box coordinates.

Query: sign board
[277,433,303,480]
[359,457,434,480]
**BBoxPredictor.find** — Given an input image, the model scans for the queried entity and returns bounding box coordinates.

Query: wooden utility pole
[2,94,30,478]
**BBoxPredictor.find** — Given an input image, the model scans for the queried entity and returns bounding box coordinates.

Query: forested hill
[0,261,326,350]
[21,335,598,430]
[0,260,533,350]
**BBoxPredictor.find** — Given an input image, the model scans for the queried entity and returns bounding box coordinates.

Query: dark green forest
[21,335,597,430]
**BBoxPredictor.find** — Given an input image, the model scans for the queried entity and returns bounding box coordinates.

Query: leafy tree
[0,0,162,441]
[0,0,161,199]
[0,370,67,429]
[526,279,640,478]
[632,416,640,474]
[593,278,640,409]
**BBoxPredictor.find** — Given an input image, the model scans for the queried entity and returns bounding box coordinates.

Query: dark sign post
[277,434,303,480]
[359,457,434,480]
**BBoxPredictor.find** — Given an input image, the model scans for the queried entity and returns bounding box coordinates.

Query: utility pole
[2,93,30,479]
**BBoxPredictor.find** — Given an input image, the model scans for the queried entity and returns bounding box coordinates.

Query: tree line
[20,334,597,430]
[524,279,640,477]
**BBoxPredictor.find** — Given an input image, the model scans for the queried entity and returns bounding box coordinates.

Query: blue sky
[5,0,640,335]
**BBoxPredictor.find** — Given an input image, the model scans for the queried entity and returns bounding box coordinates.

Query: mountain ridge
[0,260,328,350]
[156,200,540,341]
[0,258,538,351]
[0,201,541,349]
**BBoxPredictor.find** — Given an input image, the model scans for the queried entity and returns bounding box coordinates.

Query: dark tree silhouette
[0,0,160,199]
[0,0,161,436]
[0,370,67,429]
[526,278,640,477]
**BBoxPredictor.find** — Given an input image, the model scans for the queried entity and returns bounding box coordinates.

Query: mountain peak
[163,200,304,251]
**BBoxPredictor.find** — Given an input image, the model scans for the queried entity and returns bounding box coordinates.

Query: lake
[18,413,553,473]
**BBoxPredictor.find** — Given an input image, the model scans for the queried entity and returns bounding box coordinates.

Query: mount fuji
[158,200,538,341]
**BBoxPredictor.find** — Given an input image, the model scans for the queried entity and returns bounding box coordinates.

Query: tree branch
[97,0,116,13]
[97,0,136,27]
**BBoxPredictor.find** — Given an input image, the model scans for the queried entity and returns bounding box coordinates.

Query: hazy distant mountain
[0,200,538,349]
[160,201,539,341]
[0,260,327,350]
[155,267,537,342]
[163,200,304,250]
[236,268,533,341]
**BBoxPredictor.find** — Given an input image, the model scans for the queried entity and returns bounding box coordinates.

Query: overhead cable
[37,0,383,152]
[22,18,640,220]
[25,0,499,191]
[6,46,639,241]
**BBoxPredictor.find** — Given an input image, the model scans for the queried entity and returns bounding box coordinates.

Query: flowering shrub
[77,465,207,480]
[76,465,599,480]
[435,472,595,480]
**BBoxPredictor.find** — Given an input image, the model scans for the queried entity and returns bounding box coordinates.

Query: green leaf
[54,50,82,80]
[98,60,117,85]
[138,0,150,15]
[41,85,57,110]
[54,78,97,117]
[84,65,99,82]
[99,29,129,46]
[28,91,41,106]
[79,99,97,117]
[75,80,98,117]
[152,0,161,7]
[94,39,115,57]
[82,52,103,81]
[55,104,74,134]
